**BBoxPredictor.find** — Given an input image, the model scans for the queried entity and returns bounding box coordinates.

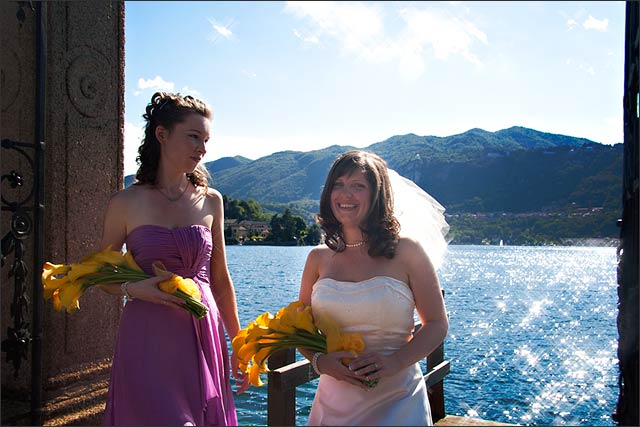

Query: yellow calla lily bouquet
[41,246,208,318]
[233,300,371,387]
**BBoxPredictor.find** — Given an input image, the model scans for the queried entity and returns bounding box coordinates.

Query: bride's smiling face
[330,170,372,227]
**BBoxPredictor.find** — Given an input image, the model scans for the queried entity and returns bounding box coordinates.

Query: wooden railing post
[427,342,446,422]
[267,348,297,426]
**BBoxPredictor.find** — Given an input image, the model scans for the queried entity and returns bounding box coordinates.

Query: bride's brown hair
[318,150,400,258]
[134,91,212,187]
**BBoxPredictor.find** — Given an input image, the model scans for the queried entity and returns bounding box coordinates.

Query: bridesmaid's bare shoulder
[109,183,154,210]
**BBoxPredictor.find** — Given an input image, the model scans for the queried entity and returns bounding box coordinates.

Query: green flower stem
[256,339,325,353]
[259,335,325,348]
[80,270,209,320]
[270,334,327,347]
[174,289,208,319]
[84,272,150,285]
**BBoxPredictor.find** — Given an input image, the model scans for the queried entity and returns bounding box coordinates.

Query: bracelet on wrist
[121,282,134,301]
[311,352,323,376]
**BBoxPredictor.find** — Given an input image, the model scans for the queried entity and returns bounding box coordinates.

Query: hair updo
[134,91,212,187]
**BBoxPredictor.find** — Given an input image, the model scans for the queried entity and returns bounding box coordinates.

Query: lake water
[226,245,620,426]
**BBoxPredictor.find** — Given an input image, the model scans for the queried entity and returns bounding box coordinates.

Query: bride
[298,150,449,426]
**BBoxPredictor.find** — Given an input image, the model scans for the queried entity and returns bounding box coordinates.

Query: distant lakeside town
[224,198,620,247]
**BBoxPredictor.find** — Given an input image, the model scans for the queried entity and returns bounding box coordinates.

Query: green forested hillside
[126,126,623,244]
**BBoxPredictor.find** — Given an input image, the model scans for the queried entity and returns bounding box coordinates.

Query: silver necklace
[156,183,188,202]
[345,240,366,248]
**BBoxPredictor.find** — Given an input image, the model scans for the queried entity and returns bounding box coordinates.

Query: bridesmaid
[99,91,249,426]
[298,150,449,426]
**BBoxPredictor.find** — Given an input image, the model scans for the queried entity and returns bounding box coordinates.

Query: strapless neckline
[316,275,410,289]
[128,223,210,237]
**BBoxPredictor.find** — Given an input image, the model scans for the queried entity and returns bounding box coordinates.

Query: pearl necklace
[156,182,188,202]
[345,240,366,248]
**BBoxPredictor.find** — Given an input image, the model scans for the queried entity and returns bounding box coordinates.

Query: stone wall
[1,2,125,425]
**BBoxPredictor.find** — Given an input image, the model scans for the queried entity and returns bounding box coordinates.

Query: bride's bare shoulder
[397,236,423,252]
[306,244,332,262]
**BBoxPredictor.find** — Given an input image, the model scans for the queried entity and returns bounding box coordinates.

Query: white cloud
[124,121,145,176]
[566,18,578,31]
[286,1,387,60]
[583,15,608,31]
[181,86,201,97]
[399,8,487,66]
[293,28,320,45]
[134,75,174,96]
[241,69,257,78]
[213,23,233,38]
[207,18,234,44]
[285,2,487,79]
[578,63,596,76]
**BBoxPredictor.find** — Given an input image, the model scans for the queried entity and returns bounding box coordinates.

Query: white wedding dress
[307,276,432,426]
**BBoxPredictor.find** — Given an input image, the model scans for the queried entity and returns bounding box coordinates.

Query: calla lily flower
[252,346,274,368]
[82,245,125,265]
[67,262,101,282]
[255,312,274,327]
[42,248,208,318]
[42,262,72,300]
[124,251,144,272]
[237,341,260,363]
[52,289,62,312]
[42,262,70,278]
[234,300,368,389]
[249,362,265,387]
[232,329,249,354]
[59,282,84,313]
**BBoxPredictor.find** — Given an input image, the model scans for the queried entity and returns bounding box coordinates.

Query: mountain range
[125,126,623,228]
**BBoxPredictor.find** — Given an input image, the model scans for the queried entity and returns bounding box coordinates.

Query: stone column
[1,2,125,425]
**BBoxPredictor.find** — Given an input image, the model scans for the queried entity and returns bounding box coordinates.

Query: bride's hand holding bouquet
[232,300,376,388]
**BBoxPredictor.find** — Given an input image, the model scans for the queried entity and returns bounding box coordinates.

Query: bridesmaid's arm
[207,188,249,392]
[207,188,242,340]
[97,190,128,296]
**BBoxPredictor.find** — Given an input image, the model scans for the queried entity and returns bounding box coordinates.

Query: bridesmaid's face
[330,170,371,228]
[157,113,210,174]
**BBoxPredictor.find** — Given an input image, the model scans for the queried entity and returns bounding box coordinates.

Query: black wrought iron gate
[1,1,45,425]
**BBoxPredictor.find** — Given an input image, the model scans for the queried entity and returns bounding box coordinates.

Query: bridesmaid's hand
[231,353,250,394]
[127,275,185,308]
[318,351,371,390]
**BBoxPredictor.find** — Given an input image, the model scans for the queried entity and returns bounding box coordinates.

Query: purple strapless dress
[103,224,238,426]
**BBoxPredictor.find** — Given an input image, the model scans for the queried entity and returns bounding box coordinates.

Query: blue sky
[123,1,626,176]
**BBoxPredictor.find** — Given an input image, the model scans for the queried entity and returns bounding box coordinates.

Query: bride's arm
[347,238,448,380]
[297,248,370,389]
[396,237,449,366]
[297,247,321,363]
